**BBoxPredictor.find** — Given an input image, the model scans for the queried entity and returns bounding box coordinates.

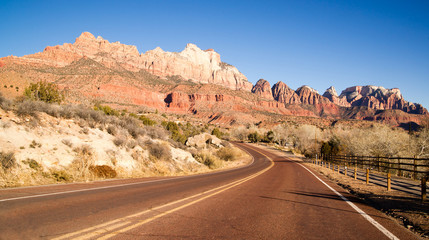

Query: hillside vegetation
[0,86,248,187]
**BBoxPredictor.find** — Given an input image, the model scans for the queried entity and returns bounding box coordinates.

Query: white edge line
[296,162,399,240]
[0,144,255,203]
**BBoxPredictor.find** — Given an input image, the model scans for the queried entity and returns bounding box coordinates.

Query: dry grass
[194,150,222,169]
[216,146,242,161]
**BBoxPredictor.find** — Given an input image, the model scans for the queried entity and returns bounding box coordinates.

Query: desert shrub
[74,107,93,121]
[59,105,76,119]
[0,151,16,170]
[211,128,223,138]
[248,132,260,143]
[89,110,106,124]
[23,159,42,171]
[147,141,171,160]
[16,100,39,117]
[113,135,127,147]
[194,151,221,169]
[144,126,168,140]
[89,165,117,178]
[107,125,117,135]
[29,140,42,148]
[72,144,94,179]
[51,170,72,182]
[119,117,143,138]
[139,115,156,126]
[216,147,240,161]
[39,102,61,118]
[61,139,73,148]
[80,127,89,135]
[230,126,250,141]
[0,92,11,110]
[127,139,137,149]
[24,81,64,104]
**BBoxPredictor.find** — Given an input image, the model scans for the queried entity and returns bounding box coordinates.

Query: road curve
[0,143,418,239]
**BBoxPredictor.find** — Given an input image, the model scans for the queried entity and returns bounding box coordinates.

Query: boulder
[186,133,222,148]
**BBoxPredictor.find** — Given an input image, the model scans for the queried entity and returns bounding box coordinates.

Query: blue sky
[1,0,428,108]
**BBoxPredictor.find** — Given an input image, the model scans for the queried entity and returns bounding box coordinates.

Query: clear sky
[1,0,428,108]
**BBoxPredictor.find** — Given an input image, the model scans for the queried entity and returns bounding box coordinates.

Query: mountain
[251,79,273,100]
[0,32,427,126]
[339,86,426,114]
[2,32,252,91]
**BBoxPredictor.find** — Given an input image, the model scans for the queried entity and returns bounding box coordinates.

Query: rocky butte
[0,32,427,126]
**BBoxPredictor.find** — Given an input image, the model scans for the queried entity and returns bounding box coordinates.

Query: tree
[248,132,260,143]
[265,130,275,142]
[24,81,64,104]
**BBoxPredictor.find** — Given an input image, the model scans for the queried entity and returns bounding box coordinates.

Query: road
[0,143,418,239]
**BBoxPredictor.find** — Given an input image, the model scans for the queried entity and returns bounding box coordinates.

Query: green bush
[24,81,64,104]
[94,105,120,116]
[51,170,72,182]
[211,128,223,138]
[139,115,156,126]
[23,159,42,171]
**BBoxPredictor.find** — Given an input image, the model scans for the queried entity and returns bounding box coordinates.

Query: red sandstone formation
[251,79,274,100]
[323,86,350,107]
[271,81,301,104]
[340,86,427,114]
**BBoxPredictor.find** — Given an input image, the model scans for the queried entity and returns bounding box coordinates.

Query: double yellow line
[53,145,274,240]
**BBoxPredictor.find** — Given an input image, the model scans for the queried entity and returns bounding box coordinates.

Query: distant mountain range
[0,32,427,126]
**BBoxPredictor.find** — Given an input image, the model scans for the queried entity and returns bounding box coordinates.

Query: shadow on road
[258,195,389,220]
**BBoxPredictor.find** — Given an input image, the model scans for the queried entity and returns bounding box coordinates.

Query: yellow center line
[53,144,273,240]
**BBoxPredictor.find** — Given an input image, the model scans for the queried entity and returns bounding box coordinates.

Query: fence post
[344,164,348,176]
[377,156,380,172]
[413,157,417,180]
[366,168,369,184]
[354,166,357,180]
[422,177,427,203]
[387,172,391,191]
[397,158,401,177]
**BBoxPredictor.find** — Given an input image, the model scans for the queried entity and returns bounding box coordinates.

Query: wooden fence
[322,154,429,180]
[314,154,428,202]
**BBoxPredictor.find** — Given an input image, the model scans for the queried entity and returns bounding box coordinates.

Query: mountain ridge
[0,32,427,126]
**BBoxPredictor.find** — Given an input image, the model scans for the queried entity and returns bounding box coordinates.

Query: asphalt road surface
[0,143,419,239]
